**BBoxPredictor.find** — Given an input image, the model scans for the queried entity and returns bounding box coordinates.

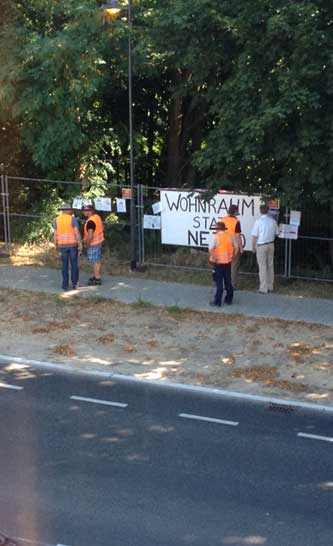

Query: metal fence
[1,175,332,282]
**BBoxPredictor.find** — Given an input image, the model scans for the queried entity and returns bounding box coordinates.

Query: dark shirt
[235,220,241,234]
[86,220,96,232]
[229,216,241,233]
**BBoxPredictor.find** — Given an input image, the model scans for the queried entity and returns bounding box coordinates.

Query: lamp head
[101,1,122,18]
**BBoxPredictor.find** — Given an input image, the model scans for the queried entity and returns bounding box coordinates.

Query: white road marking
[1,354,333,415]
[297,432,333,443]
[70,395,128,408]
[0,381,23,390]
[179,412,239,427]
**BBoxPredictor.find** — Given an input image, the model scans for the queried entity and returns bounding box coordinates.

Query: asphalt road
[0,363,332,546]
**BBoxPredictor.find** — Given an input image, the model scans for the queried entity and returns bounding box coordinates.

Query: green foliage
[1,0,333,207]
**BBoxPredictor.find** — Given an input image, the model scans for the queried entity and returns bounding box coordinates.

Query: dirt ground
[0,288,332,405]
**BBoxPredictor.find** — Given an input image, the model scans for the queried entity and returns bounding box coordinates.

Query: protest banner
[160,190,262,251]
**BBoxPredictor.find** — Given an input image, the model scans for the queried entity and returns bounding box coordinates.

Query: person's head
[83,205,95,218]
[215,221,227,232]
[58,203,74,215]
[228,204,239,216]
[260,204,269,215]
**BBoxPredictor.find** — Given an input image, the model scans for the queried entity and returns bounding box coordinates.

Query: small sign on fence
[279,224,299,240]
[144,215,161,230]
[94,197,112,212]
[116,198,127,213]
[122,188,132,200]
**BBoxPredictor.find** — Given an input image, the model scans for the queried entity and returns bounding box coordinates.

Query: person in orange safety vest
[54,203,82,291]
[220,204,243,289]
[209,221,238,306]
[83,204,105,286]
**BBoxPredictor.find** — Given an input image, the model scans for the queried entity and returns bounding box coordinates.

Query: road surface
[0,363,332,546]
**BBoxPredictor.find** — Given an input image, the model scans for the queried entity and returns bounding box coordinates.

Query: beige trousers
[231,252,241,287]
[256,243,275,293]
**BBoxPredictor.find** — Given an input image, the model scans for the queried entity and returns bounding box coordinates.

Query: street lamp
[101,0,136,272]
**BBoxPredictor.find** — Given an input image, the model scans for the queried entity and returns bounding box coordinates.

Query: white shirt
[251,214,279,245]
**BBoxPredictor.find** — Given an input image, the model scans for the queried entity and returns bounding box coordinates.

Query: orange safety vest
[84,214,105,247]
[220,215,239,235]
[56,214,78,246]
[213,231,234,264]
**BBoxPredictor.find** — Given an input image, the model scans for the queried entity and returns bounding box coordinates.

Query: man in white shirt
[251,204,279,294]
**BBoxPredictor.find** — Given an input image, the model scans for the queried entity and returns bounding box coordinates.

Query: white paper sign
[160,190,262,251]
[94,197,112,212]
[290,210,301,226]
[279,224,299,240]
[72,197,83,209]
[152,201,163,214]
[116,198,127,213]
[144,215,161,230]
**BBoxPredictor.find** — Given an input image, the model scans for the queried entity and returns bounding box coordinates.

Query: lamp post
[102,0,136,271]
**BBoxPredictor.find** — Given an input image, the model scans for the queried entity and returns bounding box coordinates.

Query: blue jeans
[214,263,233,305]
[60,246,79,289]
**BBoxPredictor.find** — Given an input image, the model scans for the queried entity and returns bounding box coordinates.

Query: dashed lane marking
[297,432,333,443]
[179,412,239,427]
[0,382,23,391]
[70,395,128,408]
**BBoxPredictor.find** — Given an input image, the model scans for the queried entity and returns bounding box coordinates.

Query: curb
[1,354,333,414]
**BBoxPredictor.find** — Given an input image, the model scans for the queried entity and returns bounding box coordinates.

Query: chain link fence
[1,175,332,282]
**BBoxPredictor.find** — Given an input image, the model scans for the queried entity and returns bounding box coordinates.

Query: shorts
[87,244,102,264]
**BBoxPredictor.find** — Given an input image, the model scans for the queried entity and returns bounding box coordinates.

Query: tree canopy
[1,0,333,205]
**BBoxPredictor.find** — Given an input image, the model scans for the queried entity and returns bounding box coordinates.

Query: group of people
[54,203,104,291]
[209,203,279,306]
[55,199,279,301]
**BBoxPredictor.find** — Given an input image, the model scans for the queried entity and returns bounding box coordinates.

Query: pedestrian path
[0,265,332,326]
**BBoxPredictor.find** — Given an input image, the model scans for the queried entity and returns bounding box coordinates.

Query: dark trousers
[60,246,79,289]
[214,263,233,305]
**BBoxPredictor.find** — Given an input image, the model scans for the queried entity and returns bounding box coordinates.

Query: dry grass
[0,286,331,403]
[232,366,279,382]
[97,333,115,344]
[52,343,77,357]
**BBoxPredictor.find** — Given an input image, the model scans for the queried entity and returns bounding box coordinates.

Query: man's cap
[58,203,74,211]
[82,204,95,212]
[228,204,239,215]
[215,221,226,231]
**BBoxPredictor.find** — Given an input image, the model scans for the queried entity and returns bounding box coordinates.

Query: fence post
[136,184,145,265]
[288,239,292,278]
[140,184,145,264]
[5,175,11,250]
[136,184,141,265]
[284,206,289,278]
[1,173,10,254]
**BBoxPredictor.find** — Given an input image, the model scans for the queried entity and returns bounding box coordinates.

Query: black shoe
[93,278,102,286]
[209,300,221,307]
[224,301,232,306]
[88,277,96,286]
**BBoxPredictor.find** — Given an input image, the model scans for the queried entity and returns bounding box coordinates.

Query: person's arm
[86,229,94,247]
[251,220,259,253]
[53,220,58,248]
[208,234,217,251]
[72,218,82,249]
[85,220,96,247]
[231,235,239,257]
[235,221,243,254]
[208,234,217,262]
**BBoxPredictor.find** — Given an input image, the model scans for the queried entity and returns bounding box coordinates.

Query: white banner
[160,191,262,251]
